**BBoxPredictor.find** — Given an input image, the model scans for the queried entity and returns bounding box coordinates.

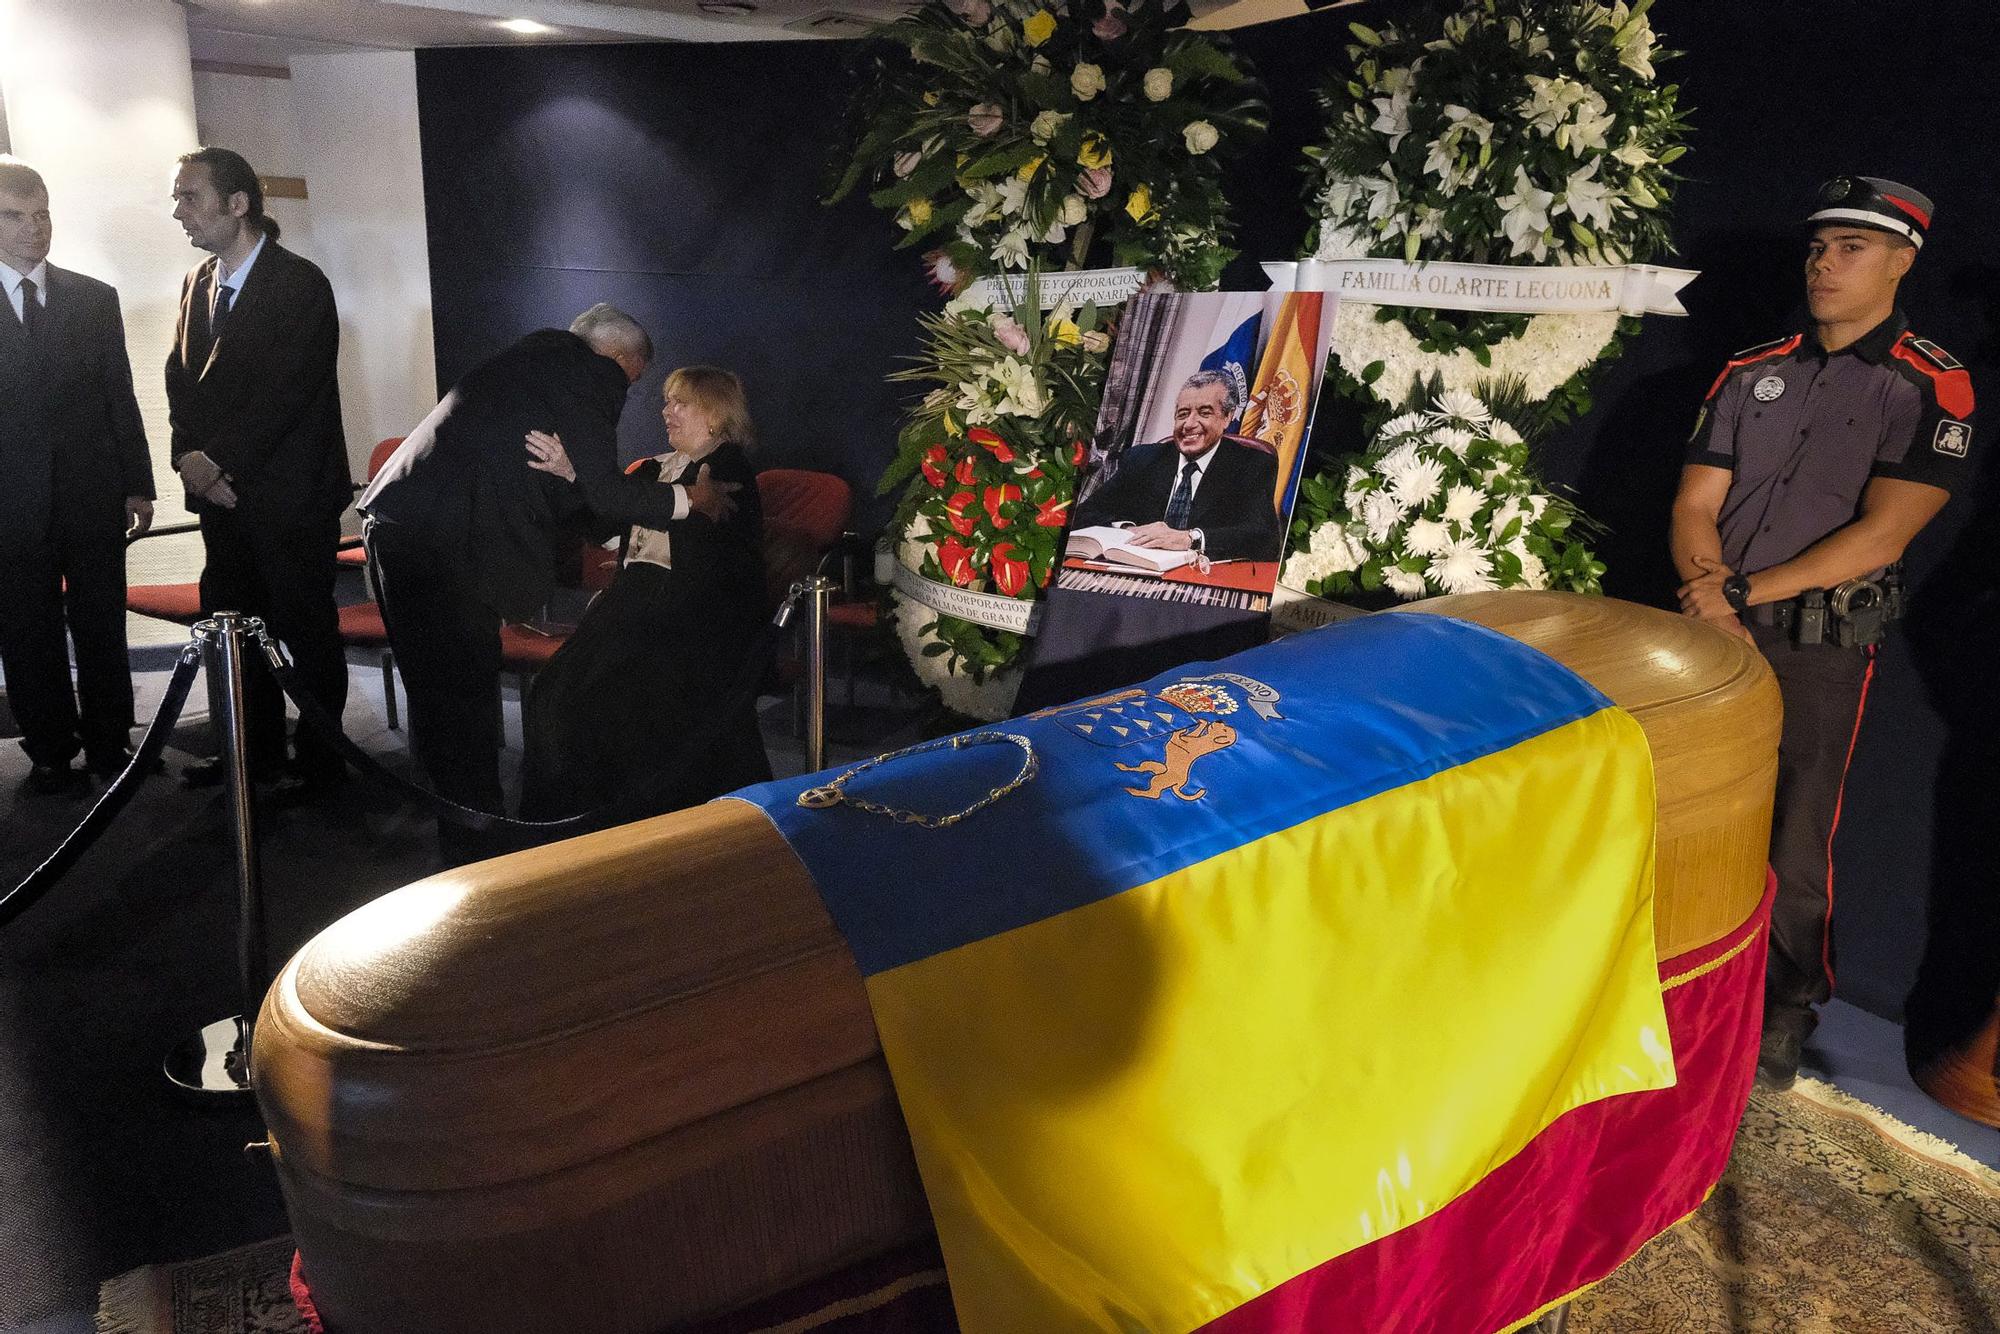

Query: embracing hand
[524,430,576,483]
[687,466,742,523]
[125,497,154,538]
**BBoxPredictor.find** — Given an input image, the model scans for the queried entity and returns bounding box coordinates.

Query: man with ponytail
[166,147,350,798]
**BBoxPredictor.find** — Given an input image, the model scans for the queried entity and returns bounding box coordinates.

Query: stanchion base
[164,1015,253,1097]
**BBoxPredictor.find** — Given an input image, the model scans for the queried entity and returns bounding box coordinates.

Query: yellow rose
[1048,318,1082,347]
[1016,155,1045,181]
[1124,185,1154,223]
[1077,135,1113,169]
[1022,9,1057,46]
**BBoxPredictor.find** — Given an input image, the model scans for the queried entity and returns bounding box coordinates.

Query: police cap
[1805,176,1932,249]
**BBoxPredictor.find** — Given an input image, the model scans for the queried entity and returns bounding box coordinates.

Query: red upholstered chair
[337,437,407,569]
[122,519,208,627]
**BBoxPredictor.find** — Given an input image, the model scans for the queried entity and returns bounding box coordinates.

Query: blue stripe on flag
[731,613,1613,976]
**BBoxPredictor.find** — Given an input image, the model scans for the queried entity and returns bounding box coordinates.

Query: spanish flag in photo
[736,612,1670,1333]
[1238,292,1328,515]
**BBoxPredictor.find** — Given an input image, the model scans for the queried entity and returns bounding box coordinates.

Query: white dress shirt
[2,258,49,325]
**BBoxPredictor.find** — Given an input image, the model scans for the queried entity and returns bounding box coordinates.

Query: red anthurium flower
[945,490,978,536]
[921,445,949,489]
[938,538,978,588]
[954,454,977,487]
[990,542,1029,597]
[968,427,1016,463]
[1027,467,1045,479]
[1071,439,1087,467]
[983,483,1022,529]
[1035,496,1069,528]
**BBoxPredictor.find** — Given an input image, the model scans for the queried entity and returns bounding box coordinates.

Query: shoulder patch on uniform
[1891,335,1977,419]
[1934,419,1972,458]
[1905,336,1964,371]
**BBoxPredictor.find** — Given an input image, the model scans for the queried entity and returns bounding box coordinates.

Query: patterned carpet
[98,1082,2000,1334]
[1571,1079,2000,1334]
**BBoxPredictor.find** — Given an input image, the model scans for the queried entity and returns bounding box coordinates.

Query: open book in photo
[1064,525,1201,574]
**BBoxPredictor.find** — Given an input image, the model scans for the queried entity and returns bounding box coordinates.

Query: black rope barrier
[4,580,811,924]
[1,644,204,928]
[259,613,792,836]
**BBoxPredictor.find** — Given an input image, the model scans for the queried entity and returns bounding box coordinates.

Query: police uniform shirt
[1686,311,1977,575]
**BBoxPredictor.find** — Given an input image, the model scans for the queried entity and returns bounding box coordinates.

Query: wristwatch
[1721,574,1751,613]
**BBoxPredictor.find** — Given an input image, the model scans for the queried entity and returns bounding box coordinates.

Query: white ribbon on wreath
[1309,234,1624,405]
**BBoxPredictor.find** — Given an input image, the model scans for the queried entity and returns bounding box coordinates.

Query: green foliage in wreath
[829,0,1267,292]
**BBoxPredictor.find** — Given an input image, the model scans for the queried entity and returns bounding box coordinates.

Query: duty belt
[1749,564,1905,647]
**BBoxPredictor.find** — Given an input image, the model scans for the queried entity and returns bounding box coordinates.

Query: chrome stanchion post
[164,611,266,1098]
[803,575,834,772]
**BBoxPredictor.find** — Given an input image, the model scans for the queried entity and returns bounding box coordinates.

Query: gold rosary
[795,731,1038,828]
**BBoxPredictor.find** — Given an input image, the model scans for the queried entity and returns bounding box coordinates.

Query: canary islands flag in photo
[736,613,1670,1334]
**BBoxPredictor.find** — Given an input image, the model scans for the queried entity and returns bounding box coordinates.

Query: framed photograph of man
[1060,289,1329,609]
[1015,289,1331,713]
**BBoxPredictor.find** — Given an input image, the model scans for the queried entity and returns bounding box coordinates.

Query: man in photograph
[166,146,350,799]
[1670,175,1976,1089]
[0,157,155,793]
[1074,369,1282,563]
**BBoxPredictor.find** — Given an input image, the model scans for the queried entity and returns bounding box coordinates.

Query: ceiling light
[497,18,557,35]
[698,1,759,12]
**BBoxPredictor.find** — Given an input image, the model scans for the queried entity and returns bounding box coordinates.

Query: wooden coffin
[253,591,1780,1333]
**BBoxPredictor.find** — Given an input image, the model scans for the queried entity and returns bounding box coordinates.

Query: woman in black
[518,366,769,824]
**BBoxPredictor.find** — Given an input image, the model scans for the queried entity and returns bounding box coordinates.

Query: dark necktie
[1165,457,1198,529]
[211,282,234,334]
[18,277,40,336]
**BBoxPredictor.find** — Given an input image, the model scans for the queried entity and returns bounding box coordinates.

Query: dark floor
[2,629,1996,1332]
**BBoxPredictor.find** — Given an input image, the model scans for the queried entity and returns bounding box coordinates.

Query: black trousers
[0,508,134,766]
[367,522,505,852]
[1751,622,1876,1038]
[197,508,347,776]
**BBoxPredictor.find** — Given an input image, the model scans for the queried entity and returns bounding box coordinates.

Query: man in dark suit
[0,158,156,793]
[358,305,734,858]
[1074,370,1282,562]
[165,147,349,796]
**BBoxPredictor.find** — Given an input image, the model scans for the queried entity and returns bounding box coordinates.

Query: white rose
[1030,110,1069,145]
[1183,120,1219,155]
[1061,193,1088,225]
[1071,63,1106,101]
[1143,67,1173,102]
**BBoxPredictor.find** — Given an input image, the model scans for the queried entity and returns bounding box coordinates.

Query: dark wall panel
[415,41,934,527]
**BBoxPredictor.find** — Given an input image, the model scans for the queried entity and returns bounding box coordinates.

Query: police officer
[1671,176,1977,1089]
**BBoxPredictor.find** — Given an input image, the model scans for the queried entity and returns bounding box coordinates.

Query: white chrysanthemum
[1374,440,1421,480]
[1306,522,1367,574]
[1429,538,1497,595]
[1430,425,1476,457]
[1378,412,1428,440]
[1384,565,1429,600]
[1524,493,1550,522]
[1360,491,1405,543]
[1508,540,1550,590]
[1432,387,1491,425]
[1488,418,1525,445]
[1403,516,1452,558]
[1386,454,1446,509]
[1489,498,1525,539]
[1442,483,1485,525]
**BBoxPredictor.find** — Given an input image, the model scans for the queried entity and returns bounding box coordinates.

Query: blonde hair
[666,365,755,449]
